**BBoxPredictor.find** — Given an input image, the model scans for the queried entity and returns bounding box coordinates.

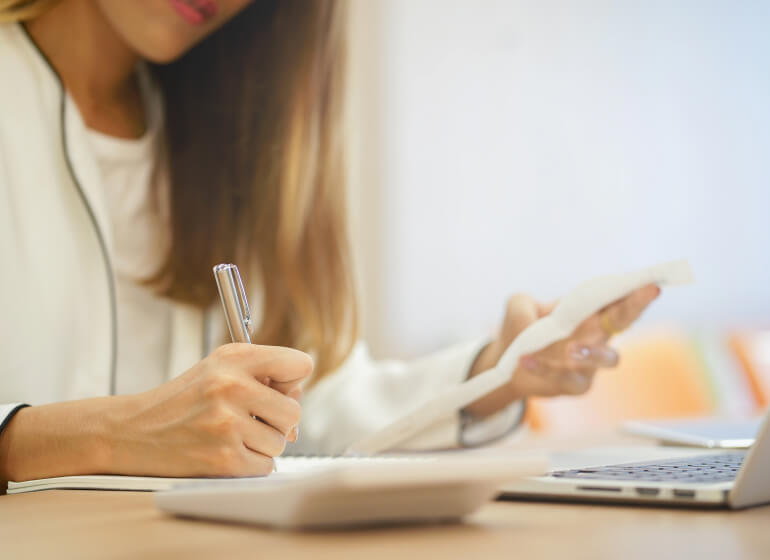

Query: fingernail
[570,345,592,361]
[521,356,538,371]
[288,426,299,443]
[288,387,302,401]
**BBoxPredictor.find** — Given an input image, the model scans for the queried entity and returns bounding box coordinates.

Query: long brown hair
[5,0,358,381]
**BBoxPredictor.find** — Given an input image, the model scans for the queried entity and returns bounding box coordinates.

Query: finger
[602,284,661,333]
[287,425,299,443]
[567,343,620,369]
[511,365,566,397]
[535,367,596,395]
[215,344,314,390]
[576,284,660,342]
[516,365,596,397]
[521,353,596,377]
[286,387,302,443]
[239,448,276,476]
[536,300,558,318]
[556,371,595,395]
[239,416,287,458]
[242,382,302,436]
[521,340,618,375]
[503,294,540,340]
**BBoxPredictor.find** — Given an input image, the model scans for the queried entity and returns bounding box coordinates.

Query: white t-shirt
[85,74,173,395]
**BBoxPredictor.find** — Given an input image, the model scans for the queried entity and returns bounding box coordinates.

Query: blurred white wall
[348,0,770,359]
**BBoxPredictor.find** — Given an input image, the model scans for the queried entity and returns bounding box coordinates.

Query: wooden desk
[2,435,769,560]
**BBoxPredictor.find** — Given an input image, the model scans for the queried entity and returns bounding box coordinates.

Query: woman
[0,0,659,483]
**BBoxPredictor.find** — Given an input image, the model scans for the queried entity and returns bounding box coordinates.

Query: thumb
[470,293,540,377]
[536,300,558,318]
[502,293,540,343]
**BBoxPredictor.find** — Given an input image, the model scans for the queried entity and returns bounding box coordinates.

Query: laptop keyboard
[550,451,746,484]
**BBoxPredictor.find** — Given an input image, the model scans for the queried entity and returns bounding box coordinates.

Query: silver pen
[213,263,253,343]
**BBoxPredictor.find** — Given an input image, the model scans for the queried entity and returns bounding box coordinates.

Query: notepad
[5,456,431,494]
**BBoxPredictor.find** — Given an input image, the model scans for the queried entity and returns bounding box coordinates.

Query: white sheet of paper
[347,259,695,456]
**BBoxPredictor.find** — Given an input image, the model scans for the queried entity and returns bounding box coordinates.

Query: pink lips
[169,0,217,25]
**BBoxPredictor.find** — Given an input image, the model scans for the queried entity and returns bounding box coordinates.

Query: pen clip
[213,263,253,343]
[232,264,252,333]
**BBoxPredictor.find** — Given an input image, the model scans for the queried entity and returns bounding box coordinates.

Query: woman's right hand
[108,344,312,477]
[0,344,312,482]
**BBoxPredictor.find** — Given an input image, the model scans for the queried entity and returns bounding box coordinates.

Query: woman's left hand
[464,284,661,418]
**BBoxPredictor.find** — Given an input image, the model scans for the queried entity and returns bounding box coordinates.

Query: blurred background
[345,0,770,434]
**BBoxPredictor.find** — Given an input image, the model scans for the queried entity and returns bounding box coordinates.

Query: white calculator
[154,454,546,529]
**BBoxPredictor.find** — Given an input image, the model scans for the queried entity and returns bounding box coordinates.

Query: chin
[130,25,202,63]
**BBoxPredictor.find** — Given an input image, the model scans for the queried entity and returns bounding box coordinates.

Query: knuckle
[207,405,239,436]
[552,362,574,377]
[202,373,245,401]
[211,445,244,476]
[215,343,255,364]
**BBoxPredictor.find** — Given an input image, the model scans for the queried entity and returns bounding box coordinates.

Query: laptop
[500,407,770,509]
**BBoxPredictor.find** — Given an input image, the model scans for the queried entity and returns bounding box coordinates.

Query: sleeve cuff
[0,404,30,435]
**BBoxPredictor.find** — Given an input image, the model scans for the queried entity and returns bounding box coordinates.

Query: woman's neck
[26,0,146,138]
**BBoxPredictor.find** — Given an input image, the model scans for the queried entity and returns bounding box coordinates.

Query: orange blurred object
[728,330,770,409]
[526,331,715,435]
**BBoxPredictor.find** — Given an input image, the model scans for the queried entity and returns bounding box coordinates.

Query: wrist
[96,394,140,474]
[465,339,526,418]
[467,339,501,379]
[0,406,28,482]
[0,397,127,482]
